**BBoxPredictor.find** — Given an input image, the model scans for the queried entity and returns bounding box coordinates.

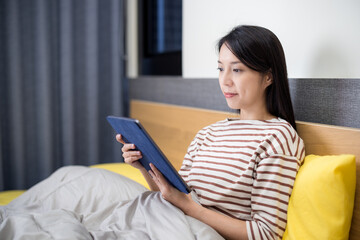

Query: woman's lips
[224,92,238,98]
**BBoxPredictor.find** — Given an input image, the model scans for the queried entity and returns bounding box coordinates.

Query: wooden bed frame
[130,100,360,240]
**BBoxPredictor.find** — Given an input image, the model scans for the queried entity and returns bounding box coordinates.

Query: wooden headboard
[130,100,360,239]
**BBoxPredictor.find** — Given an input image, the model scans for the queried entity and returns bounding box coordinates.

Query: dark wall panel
[130,77,360,129]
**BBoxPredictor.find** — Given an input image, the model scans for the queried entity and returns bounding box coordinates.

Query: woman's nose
[220,70,233,87]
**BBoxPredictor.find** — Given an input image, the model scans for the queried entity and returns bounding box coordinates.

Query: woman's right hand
[116,134,144,170]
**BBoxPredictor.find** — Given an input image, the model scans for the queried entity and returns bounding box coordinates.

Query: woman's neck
[238,109,276,121]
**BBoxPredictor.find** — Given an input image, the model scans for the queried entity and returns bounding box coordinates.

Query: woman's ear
[264,70,273,88]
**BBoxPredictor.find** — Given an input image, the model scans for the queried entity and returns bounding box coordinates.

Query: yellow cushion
[283,154,356,240]
[91,163,149,189]
[0,190,26,206]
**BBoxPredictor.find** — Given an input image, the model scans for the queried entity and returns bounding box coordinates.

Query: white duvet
[0,166,224,240]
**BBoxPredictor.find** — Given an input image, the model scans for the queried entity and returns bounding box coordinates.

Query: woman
[118,25,305,240]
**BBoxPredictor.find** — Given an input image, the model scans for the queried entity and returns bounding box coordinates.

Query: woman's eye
[233,69,242,73]
[217,67,223,71]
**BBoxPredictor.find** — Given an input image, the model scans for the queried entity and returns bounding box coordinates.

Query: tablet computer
[107,116,191,194]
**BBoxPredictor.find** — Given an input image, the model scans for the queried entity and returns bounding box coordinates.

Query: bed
[1,100,359,240]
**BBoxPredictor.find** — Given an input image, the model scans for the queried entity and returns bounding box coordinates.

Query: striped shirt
[179,118,305,240]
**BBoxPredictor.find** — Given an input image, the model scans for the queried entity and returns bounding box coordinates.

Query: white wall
[126,0,138,78]
[183,0,360,78]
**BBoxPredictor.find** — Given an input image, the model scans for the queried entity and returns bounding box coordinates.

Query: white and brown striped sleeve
[178,128,206,183]
[246,126,305,240]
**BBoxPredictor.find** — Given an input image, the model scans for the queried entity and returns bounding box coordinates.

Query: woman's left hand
[148,163,193,212]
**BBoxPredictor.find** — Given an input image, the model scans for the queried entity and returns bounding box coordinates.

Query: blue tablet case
[107,116,191,194]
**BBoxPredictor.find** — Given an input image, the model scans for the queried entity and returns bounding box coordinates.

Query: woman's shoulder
[258,118,305,159]
[263,118,298,136]
[253,118,301,145]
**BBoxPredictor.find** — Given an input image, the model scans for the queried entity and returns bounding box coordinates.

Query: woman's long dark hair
[217,25,297,131]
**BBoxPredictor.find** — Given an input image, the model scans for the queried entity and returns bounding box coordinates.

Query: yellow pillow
[0,190,26,205]
[91,163,149,189]
[283,154,356,240]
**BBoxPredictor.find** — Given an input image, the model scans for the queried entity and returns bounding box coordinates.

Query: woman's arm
[183,201,248,240]
[149,163,248,240]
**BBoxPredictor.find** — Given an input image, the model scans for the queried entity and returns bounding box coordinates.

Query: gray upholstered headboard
[289,79,360,128]
[130,77,360,129]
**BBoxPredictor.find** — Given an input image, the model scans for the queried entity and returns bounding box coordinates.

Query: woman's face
[217,44,272,112]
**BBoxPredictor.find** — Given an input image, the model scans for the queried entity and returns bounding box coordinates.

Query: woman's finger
[149,163,159,177]
[125,154,142,162]
[123,153,142,165]
[124,157,140,165]
[148,169,158,182]
[122,150,141,158]
[116,134,125,144]
[121,143,136,152]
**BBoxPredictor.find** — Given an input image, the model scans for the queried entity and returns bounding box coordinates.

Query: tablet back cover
[107,116,190,194]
